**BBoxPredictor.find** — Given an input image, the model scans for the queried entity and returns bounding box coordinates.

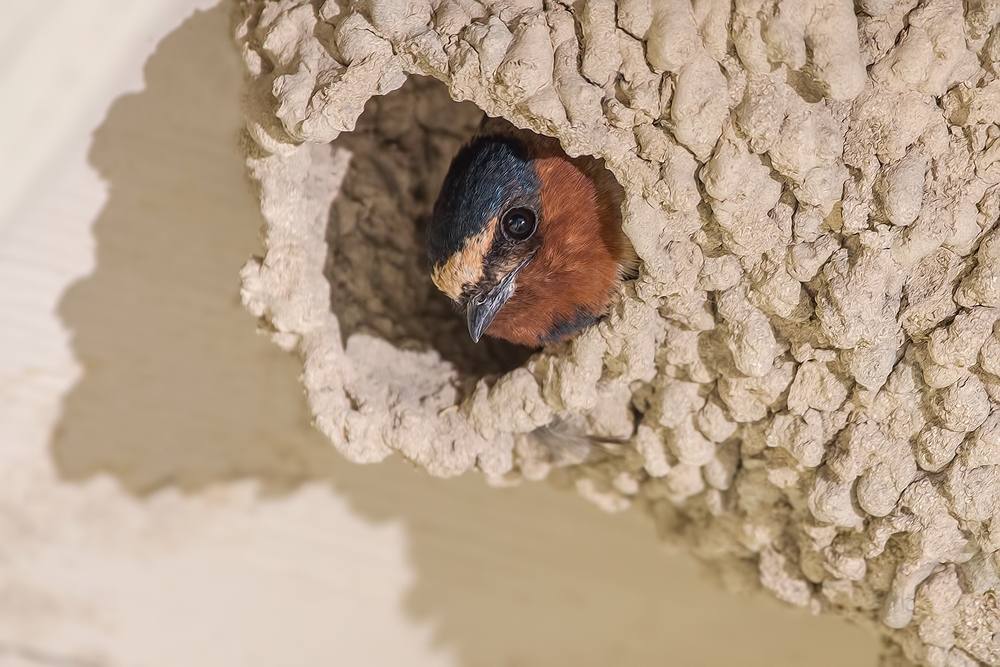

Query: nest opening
[323,76,532,383]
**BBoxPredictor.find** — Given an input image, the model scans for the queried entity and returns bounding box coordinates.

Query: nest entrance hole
[324,76,533,381]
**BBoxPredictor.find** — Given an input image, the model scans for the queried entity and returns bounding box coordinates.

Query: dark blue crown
[427,134,540,268]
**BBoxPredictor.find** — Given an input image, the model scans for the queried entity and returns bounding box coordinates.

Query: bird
[426,116,638,348]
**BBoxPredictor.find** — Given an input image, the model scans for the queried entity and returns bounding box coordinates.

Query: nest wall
[235,0,1000,663]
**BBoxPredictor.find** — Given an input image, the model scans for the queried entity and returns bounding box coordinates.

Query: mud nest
[236,0,1000,664]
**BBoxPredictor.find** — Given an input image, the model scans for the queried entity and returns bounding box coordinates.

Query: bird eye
[501,208,536,242]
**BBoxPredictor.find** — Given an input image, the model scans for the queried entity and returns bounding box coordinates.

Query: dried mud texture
[235,0,1000,663]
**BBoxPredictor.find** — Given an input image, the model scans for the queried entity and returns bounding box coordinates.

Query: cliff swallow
[426,117,637,347]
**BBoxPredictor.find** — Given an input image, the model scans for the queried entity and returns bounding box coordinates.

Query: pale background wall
[0,1,881,665]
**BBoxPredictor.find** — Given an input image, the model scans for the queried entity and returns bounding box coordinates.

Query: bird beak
[467,257,531,343]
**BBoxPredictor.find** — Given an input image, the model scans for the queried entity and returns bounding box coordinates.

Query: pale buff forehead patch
[430,218,497,301]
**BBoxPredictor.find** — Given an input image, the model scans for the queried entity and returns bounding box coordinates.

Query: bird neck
[488,151,630,346]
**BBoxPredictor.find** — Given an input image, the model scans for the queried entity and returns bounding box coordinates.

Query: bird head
[426,118,634,348]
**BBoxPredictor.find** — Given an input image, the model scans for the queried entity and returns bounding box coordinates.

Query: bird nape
[426,116,637,348]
